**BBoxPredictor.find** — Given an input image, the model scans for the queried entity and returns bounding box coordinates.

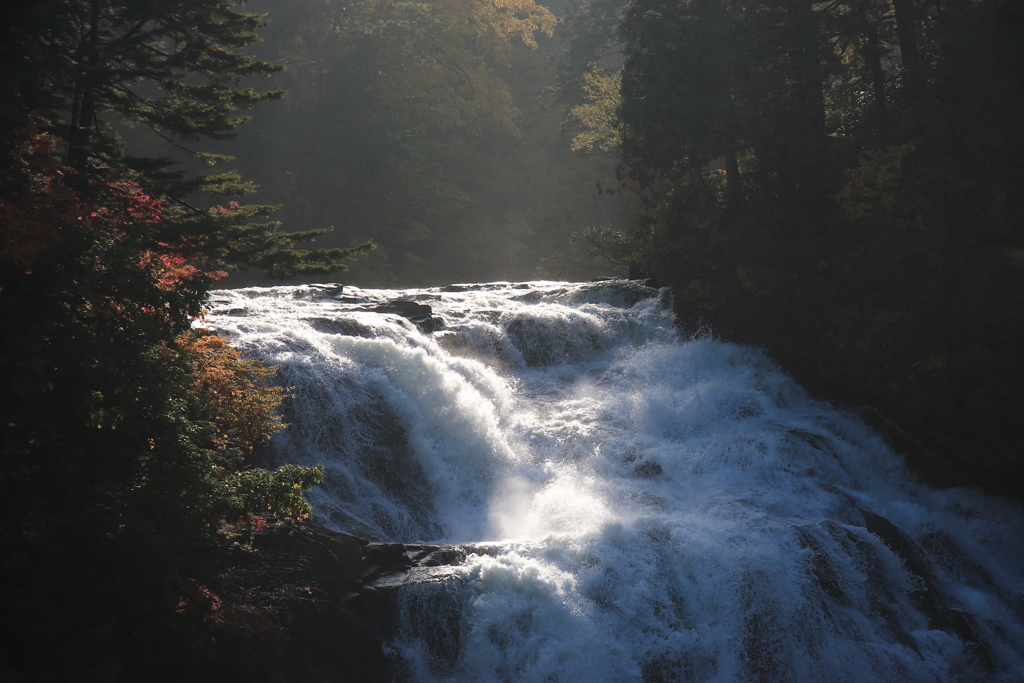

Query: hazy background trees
[219,0,641,286]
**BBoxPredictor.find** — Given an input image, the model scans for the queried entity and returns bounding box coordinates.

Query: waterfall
[202,280,1024,683]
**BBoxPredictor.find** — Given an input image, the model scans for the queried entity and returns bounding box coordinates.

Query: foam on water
[202,280,1024,682]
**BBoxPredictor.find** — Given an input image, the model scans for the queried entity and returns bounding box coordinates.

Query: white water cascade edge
[202,280,1024,683]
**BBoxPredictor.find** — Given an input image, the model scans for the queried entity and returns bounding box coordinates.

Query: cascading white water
[202,280,1024,682]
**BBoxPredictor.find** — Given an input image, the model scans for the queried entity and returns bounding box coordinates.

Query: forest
[1,0,1022,679]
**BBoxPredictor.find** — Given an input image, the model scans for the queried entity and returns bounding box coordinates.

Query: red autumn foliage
[209,201,240,214]
[87,178,164,226]
[0,124,228,292]
[0,127,80,273]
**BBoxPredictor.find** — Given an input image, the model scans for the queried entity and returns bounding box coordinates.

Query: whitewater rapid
[202,280,1024,682]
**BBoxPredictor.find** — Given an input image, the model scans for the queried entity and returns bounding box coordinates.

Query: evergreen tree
[2,0,371,280]
[0,2,348,678]
[609,0,1024,495]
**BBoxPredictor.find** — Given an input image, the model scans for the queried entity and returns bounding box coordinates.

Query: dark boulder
[232,519,473,681]
[371,300,445,332]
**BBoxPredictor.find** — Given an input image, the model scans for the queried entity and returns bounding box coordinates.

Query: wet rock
[433,330,465,353]
[364,542,413,571]
[795,525,849,605]
[633,460,664,478]
[405,544,467,567]
[371,300,445,332]
[573,279,661,307]
[304,316,375,337]
[245,521,392,683]
[512,290,545,303]
[372,300,433,321]
[239,520,487,682]
[419,316,445,333]
[307,283,346,299]
[303,282,348,299]
[862,511,993,669]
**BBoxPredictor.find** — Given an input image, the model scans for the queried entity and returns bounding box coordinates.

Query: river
[203,280,1024,682]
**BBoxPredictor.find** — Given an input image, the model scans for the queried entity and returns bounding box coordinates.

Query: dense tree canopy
[0,1,347,678]
[605,0,1024,494]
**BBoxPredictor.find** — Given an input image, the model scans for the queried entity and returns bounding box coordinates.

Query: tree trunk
[69,0,102,172]
[893,0,920,88]
[788,0,826,136]
[691,157,709,215]
[854,0,887,113]
[725,148,742,210]
[783,0,829,200]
